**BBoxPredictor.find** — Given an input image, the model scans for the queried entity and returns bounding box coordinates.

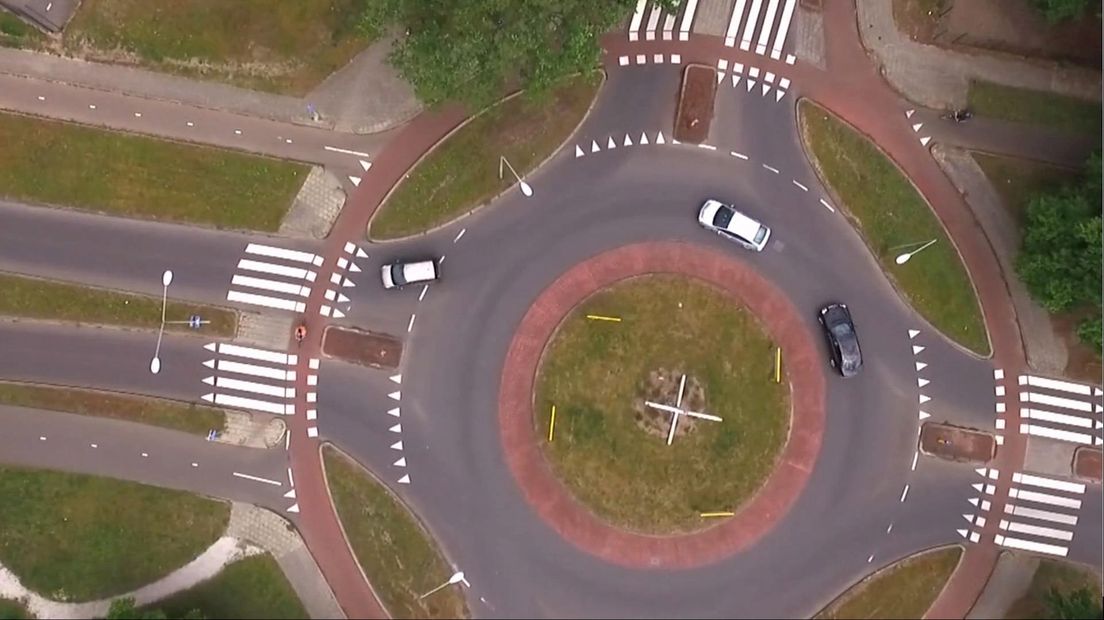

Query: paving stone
[693,0,736,37]
[236,312,294,351]
[278,166,346,240]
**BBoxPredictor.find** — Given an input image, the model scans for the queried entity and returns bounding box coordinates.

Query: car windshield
[390,264,407,286]
[712,206,734,229]
[753,226,768,244]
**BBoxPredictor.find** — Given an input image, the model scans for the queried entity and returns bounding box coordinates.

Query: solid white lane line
[1003,520,1073,541]
[1023,392,1095,413]
[215,343,291,365]
[1021,375,1097,396]
[726,0,750,46]
[232,472,282,486]
[756,0,782,54]
[209,376,292,398]
[237,257,313,279]
[227,290,305,313]
[231,275,311,297]
[1007,504,1078,525]
[244,243,318,265]
[1020,424,1097,446]
[407,314,416,333]
[203,393,288,415]
[995,535,1068,557]
[792,180,807,191]
[214,360,294,382]
[323,145,371,158]
[770,0,798,59]
[1012,473,1085,494]
[1009,488,1082,509]
[739,0,765,51]
[628,0,647,40]
[1021,408,1095,428]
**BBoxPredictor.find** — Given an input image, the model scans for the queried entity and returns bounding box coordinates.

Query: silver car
[698,199,771,251]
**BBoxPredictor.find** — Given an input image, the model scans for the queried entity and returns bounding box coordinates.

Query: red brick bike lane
[498,241,826,569]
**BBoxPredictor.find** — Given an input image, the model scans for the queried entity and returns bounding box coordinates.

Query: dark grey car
[818,303,863,378]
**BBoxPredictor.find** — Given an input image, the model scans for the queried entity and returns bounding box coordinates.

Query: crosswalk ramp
[225,243,324,314]
[201,342,298,416]
[1017,375,1102,447]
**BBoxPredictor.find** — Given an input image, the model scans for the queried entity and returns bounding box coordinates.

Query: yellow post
[775,348,781,383]
[586,314,622,322]
[548,405,556,442]
[700,511,735,518]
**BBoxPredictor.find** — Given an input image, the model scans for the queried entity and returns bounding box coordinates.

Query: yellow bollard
[548,405,556,442]
[586,314,622,322]
[700,511,735,518]
[775,347,781,383]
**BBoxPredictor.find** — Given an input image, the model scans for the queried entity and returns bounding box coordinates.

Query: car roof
[724,208,763,240]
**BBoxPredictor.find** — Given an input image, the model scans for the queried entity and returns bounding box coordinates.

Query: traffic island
[1073,447,1102,483]
[919,423,996,463]
[673,64,716,144]
[534,274,790,534]
[322,326,402,369]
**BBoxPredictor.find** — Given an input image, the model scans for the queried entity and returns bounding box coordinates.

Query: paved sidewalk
[855,0,1101,109]
[966,552,1038,619]
[915,112,1099,169]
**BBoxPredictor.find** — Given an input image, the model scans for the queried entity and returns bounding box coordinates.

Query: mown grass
[968,80,1103,135]
[151,554,307,620]
[971,151,1079,224]
[817,547,962,619]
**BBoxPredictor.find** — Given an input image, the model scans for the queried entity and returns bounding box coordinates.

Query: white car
[697,199,771,251]
[381,258,440,289]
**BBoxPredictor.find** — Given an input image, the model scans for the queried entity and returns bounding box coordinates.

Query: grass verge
[0,382,225,436]
[369,72,602,240]
[0,10,43,49]
[0,273,237,337]
[968,80,1103,135]
[1005,559,1103,619]
[534,275,790,533]
[64,0,373,95]
[817,547,962,619]
[323,446,468,619]
[150,554,307,620]
[0,112,307,230]
[799,100,990,355]
[0,598,33,619]
[0,466,229,602]
[972,152,1079,224]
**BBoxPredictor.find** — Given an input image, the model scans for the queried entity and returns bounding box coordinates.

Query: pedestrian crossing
[1017,375,1103,447]
[628,0,798,63]
[201,342,299,417]
[961,468,1087,557]
[716,59,792,101]
[225,243,324,315]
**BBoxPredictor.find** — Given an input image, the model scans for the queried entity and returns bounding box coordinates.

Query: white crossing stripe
[231,275,311,297]
[1022,391,1096,413]
[209,376,293,399]
[237,259,316,282]
[1001,520,1074,541]
[1021,375,1098,396]
[214,360,295,382]
[679,0,699,39]
[740,0,765,51]
[202,393,288,415]
[1020,424,1099,446]
[1021,408,1096,429]
[227,290,306,313]
[244,243,318,265]
[628,0,647,40]
[995,534,1068,557]
[645,3,663,40]
[771,0,798,59]
[662,9,677,39]
[1005,504,1079,526]
[755,0,782,55]
[726,0,749,46]
[1009,488,1082,509]
[214,343,292,365]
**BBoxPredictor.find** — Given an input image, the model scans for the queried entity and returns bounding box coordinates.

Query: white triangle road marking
[348,175,361,187]
[394,457,407,467]
[388,407,400,417]
[575,144,584,157]
[919,394,931,404]
[398,474,410,484]
[391,440,403,451]
[639,132,649,145]
[623,134,633,147]
[356,247,368,258]
[607,136,616,149]
[916,362,927,371]
[284,489,296,498]
[287,503,299,513]
[359,160,372,171]
[656,132,665,145]
[919,410,931,420]
[389,391,401,401]
[909,329,920,338]
[591,140,600,153]
[912,123,923,132]
[389,424,402,433]
[918,378,930,388]
[391,374,402,384]
[913,345,925,355]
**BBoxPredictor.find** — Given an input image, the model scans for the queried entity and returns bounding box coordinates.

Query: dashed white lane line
[792,180,808,191]
[819,198,836,212]
[900,484,910,502]
[88,104,96,110]
[698,143,717,151]
[886,522,894,534]
[407,314,417,333]
[762,163,779,174]
[186,121,195,127]
[141,452,149,458]
[911,451,919,470]
[232,472,283,486]
[730,151,749,160]
[235,129,242,135]
[36,95,45,101]
[191,462,199,468]
[38,436,45,441]
[418,285,428,302]
[287,468,294,488]
[90,443,97,448]
[454,228,466,243]
[134,112,142,118]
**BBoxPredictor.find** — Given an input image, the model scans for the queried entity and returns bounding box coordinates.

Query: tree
[1016,151,1103,350]
[358,0,677,107]
[104,598,202,620]
[1044,586,1104,619]
[1031,0,1100,23]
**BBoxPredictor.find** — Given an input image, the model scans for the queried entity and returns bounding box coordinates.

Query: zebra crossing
[201,342,299,417]
[225,243,324,315]
[1017,375,1103,447]
[628,0,798,64]
[716,59,792,101]
[962,468,1087,557]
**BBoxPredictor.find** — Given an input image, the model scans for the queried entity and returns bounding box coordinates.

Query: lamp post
[150,269,173,374]
[894,239,937,265]
[418,571,467,600]
[498,156,533,197]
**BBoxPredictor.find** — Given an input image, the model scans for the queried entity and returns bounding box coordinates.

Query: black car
[818,303,863,377]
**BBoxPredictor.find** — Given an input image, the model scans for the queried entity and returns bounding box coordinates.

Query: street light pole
[498,155,533,197]
[418,571,467,600]
[150,269,173,374]
[894,239,937,265]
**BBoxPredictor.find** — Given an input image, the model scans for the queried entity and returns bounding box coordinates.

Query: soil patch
[1073,447,1102,483]
[674,64,716,144]
[322,326,402,369]
[1052,310,1103,383]
[919,423,996,463]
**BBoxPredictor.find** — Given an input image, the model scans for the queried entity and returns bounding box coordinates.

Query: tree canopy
[1032,0,1100,23]
[104,598,202,620]
[1045,585,1104,619]
[358,0,675,107]
[1016,151,1102,351]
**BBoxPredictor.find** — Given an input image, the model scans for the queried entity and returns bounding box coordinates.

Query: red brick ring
[497,241,826,569]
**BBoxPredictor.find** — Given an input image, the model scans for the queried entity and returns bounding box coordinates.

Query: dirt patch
[674,64,716,144]
[1052,310,1103,383]
[322,326,402,369]
[919,423,996,463]
[633,369,707,440]
[1073,447,1102,483]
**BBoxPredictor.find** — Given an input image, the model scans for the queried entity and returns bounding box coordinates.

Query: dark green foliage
[1044,586,1104,619]
[1031,0,1099,23]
